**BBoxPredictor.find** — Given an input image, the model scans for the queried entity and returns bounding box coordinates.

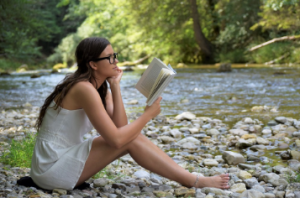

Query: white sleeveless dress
[30,101,96,190]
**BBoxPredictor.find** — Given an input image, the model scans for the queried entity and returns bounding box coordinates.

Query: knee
[129,133,146,148]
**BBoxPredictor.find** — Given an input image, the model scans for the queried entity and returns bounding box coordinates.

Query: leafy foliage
[1,0,300,68]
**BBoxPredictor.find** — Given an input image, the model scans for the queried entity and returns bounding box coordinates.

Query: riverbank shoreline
[0,105,300,197]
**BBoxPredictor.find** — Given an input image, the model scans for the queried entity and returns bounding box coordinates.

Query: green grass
[286,171,300,183]
[0,133,36,168]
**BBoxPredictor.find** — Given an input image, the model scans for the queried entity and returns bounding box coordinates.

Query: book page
[147,73,175,105]
[147,70,169,103]
[135,58,169,97]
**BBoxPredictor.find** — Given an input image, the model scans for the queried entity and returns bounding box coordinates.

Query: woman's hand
[107,68,123,86]
[144,97,162,119]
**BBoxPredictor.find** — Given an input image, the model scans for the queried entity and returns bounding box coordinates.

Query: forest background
[0,0,300,71]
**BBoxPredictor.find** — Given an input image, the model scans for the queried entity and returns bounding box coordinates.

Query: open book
[135,58,176,106]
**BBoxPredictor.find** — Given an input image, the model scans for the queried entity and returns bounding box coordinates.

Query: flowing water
[1,65,300,127]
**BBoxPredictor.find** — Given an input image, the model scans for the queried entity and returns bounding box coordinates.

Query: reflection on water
[0,66,300,126]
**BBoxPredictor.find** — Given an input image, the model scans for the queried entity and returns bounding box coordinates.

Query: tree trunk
[189,0,214,62]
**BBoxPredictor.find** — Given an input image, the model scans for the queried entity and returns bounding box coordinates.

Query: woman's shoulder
[70,81,97,96]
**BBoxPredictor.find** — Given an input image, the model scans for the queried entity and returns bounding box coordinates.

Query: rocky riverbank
[0,105,300,198]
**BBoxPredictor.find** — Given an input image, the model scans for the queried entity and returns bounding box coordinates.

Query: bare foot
[195,174,230,189]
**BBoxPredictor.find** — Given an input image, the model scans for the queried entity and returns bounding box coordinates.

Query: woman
[30,37,230,190]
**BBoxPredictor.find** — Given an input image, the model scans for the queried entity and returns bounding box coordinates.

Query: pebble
[0,108,299,197]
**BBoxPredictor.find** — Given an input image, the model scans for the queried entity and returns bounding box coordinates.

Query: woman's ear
[89,61,98,70]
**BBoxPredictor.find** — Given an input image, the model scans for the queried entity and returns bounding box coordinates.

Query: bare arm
[106,69,128,127]
[74,82,161,149]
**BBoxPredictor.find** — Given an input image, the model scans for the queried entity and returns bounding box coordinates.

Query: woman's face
[91,44,119,78]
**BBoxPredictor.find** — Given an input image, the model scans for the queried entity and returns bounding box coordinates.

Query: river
[0,65,300,127]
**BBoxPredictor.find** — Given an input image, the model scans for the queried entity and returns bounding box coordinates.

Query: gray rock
[134,170,150,179]
[275,116,287,124]
[239,190,265,198]
[294,120,300,129]
[236,139,254,149]
[169,129,182,138]
[260,173,280,186]
[250,145,266,151]
[206,128,220,136]
[256,137,269,145]
[94,178,109,187]
[244,177,259,188]
[195,188,206,198]
[158,136,175,144]
[267,120,277,126]
[264,193,275,198]
[223,151,246,165]
[203,159,218,166]
[177,137,200,145]
[252,184,265,193]
[293,132,300,137]
[275,191,285,198]
[229,129,248,136]
[150,173,163,184]
[175,112,196,120]
[53,189,67,195]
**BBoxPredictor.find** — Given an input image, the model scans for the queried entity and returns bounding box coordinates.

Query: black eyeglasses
[92,53,118,64]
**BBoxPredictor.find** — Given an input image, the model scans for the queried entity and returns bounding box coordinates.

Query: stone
[291,150,300,160]
[195,189,206,198]
[180,142,198,150]
[133,170,150,179]
[53,189,67,195]
[250,145,266,151]
[267,120,277,126]
[262,128,272,135]
[223,151,246,165]
[281,151,292,160]
[203,159,218,166]
[175,112,196,120]
[177,137,200,145]
[153,191,172,197]
[201,187,229,196]
[189,127,199,134]
[264,193,275,198]
[236,139,255,148]
[94,178,109,187]
[294,120,300,129]
[256,137,269,145]
[275,191,285,198]
[244,178,259,188]
[218,63,232,72]
[252,184,265,193]
[260,173,280,186]
[206,128,220,136]
[169,129,182,138]
[231,183,246,193]
[229,129,248,136]
[127,100,138,105]
[238,170,252,180]
[159,136,175,144]
[275,116,287,124]
[293,132,300,137]
[239,190,266,198]
[244,117,254,124]
[241,134,257,140]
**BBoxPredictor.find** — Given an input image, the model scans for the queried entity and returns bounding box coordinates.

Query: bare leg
[77,134,230,189]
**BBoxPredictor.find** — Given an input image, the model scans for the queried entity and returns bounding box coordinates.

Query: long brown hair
[36,37,111,131]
